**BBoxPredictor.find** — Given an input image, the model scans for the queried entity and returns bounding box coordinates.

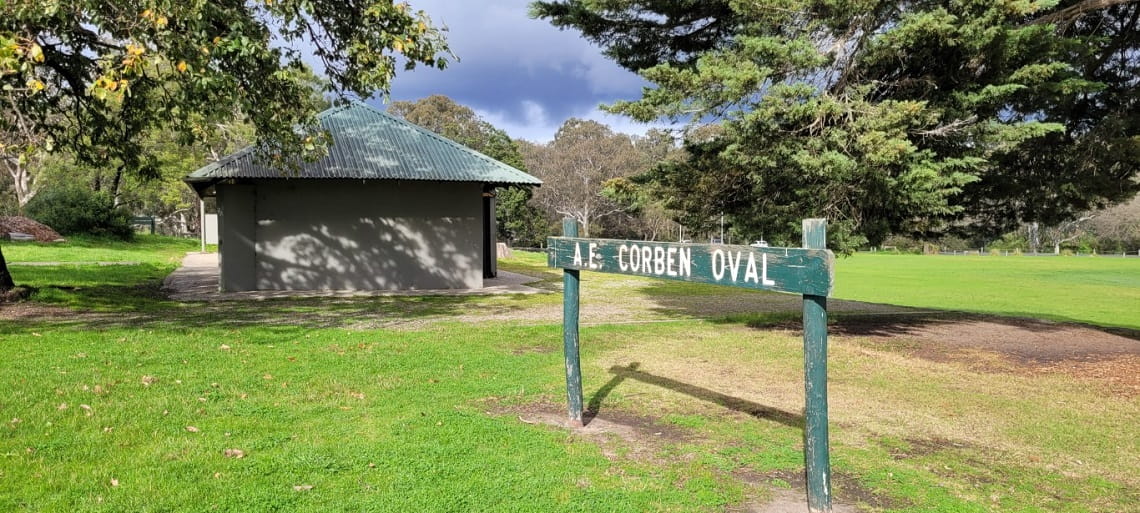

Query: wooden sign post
[548,218,835,512]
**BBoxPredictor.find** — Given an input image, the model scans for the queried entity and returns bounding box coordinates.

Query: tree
[1088,196,1140,252]
[388,95,549,246]
[532,0,1140,250]
[522,119,644,237]
[0,0,451,292]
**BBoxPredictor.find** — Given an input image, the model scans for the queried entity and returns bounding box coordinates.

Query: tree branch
[1026,0,1139,29]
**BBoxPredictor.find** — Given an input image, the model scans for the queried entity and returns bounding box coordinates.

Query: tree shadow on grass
[1,277,542,335]
[585,362,803,429]
[714,311,1140,365]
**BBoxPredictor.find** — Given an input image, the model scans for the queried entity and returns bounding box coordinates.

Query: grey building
[185,102,541,292]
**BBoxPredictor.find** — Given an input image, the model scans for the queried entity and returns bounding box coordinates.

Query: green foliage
[24,186,132,239]
[0,0,451,173]
[496,186,550,247]
[533,0,1140,251]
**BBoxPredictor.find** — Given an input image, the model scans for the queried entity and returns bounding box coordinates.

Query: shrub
[25,187,134,240]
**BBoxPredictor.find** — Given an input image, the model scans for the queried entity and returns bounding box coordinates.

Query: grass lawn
[2,235,202,266]
[1,244,1137,512]
[833,253,1140,330]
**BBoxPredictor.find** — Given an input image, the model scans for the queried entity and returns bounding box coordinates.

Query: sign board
[547,237,833,296]
[548,218,835,513]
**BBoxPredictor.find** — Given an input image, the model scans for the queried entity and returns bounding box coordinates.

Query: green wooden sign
[549,219,835,512]
[547,237,834,296]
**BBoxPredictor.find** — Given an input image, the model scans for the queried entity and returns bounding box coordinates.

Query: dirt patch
[730,468,892,513]
[0,216,64,242]
[493,401,881,512]
[492,401,691,462]
[827,313,1140,396]
[0,286,34,302]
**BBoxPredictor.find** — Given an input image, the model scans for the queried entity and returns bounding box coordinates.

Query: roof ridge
[349,102,520,174]
[185,100,541,187]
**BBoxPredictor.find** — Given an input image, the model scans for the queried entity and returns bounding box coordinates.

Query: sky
[363,0,664,142]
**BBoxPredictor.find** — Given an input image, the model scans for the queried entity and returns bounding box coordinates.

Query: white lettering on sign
[727,251,742,282]
[558,239,794,290]
[745,253,759,283]
[762,254,776,286]
[616,244,693,278]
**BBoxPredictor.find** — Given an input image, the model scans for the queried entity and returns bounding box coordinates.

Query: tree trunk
[109,168,124,205]
[1054,242,1061,254]
[0,244,15,293]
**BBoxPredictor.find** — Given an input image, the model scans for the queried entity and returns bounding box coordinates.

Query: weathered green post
[802,218,831,512]
[561,218,584,426]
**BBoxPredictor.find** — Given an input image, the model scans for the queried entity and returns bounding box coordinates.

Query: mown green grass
[3,235,201,265]
[833,253,1140,329]
[1,243,1138,512]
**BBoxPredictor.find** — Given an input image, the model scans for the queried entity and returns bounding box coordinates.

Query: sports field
[0,240,1137,512]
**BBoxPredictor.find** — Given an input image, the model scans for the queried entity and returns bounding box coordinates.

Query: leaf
[293,484,313,491]
[222,448,245,458]
[185,426,200,432]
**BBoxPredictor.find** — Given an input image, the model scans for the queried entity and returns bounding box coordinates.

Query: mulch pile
[0,216,64,242]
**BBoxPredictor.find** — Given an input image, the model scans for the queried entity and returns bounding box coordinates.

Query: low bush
[24,187,134,240]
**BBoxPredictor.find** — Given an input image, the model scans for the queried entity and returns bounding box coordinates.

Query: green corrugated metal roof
[185,101,541,189]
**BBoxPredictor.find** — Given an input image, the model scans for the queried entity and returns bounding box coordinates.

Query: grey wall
[216,179,483,291]
[217,184,257,291]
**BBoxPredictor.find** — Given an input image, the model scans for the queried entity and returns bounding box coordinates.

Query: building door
[482,189,497,279]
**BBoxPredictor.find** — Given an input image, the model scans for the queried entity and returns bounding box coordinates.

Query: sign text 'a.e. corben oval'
[546,237,834,297]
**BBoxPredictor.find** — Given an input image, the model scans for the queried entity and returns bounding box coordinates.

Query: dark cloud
[375,0,657,140]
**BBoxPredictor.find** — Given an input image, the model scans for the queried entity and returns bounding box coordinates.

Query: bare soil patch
[830,313,1140,396]
[492,401,691,462]
[0,216,63,242]
[730,468,884,513]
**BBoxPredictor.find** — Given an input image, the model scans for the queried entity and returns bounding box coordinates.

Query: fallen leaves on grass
[141,375,158,386]
[185,426,200,433]
[222,448,245,458]
[293,484,313,491]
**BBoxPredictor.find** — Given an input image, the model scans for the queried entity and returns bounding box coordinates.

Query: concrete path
[163,252,546,301]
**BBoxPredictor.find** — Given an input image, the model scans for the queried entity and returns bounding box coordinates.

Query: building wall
[216,184,257,291]
[216,179,483,291]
